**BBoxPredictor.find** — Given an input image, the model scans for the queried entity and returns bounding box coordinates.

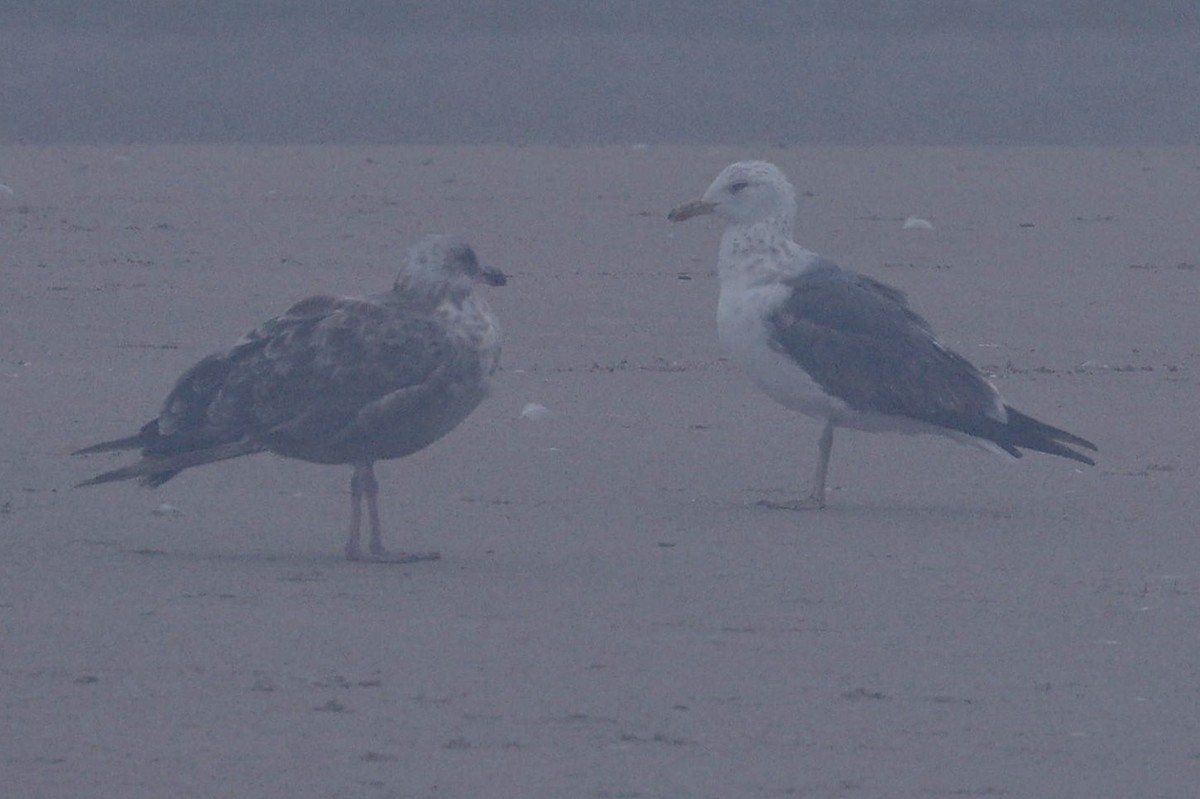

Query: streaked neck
[718,216,812,283]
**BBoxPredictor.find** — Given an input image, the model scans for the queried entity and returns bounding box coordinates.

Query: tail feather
[72,420,158,455]
[988,407,1097,466]
[75,439,264,488]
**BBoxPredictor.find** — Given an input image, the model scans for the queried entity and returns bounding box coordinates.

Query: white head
[669,161,798,227]
[397,234,507,293]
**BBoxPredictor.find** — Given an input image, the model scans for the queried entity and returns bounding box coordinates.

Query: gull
[75,234,506,560]
[669,161,1096,509]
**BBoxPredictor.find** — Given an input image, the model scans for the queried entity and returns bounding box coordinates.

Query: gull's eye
[729,181,749,194]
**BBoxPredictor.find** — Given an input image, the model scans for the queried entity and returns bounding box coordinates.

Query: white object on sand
[520,402,551,421]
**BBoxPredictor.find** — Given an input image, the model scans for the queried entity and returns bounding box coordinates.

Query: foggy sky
[3,2,1198,145]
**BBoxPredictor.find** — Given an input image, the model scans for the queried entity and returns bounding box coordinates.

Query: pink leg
[353,461,440,564]
[362,463,387,558]
[344,463,369,560]
[758,420,833,511]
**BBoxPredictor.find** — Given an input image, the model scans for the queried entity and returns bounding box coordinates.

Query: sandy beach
[2,145,1197,797]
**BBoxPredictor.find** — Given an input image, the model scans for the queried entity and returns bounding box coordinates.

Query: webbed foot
[756,495,826,511]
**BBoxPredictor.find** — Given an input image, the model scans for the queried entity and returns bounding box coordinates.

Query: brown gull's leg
[758,420,833,511]
[360,461,441,564]
[344,463,369,561]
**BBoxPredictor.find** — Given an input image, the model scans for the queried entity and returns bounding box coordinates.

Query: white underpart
[716,242,850,422]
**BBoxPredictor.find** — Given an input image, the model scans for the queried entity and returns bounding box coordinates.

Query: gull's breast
[716,280,848,422]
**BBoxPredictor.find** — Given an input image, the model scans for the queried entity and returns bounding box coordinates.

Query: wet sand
[2,145,1197,797]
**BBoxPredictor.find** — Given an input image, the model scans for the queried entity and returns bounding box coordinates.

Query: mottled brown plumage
[75,234,505,561]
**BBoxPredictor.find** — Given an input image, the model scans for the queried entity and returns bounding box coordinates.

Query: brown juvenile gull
[669,160,1096,509]
[74,234,506,561]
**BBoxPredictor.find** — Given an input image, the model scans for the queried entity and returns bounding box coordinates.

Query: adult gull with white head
[669,160,1096,509]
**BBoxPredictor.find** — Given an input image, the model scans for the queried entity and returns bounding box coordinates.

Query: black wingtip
[72,434,145,456]
[1001,407,1097,466]
[75,469,133,488]
[75,461,181,489]
[73,420,159,456]
[1053,445,1096,467]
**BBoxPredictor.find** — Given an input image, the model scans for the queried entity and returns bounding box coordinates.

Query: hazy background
[3,1,1198,145]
